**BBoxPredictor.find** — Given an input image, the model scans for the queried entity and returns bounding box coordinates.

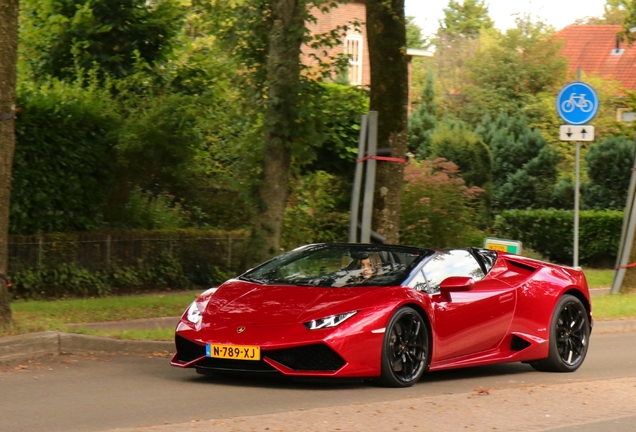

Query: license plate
[206,344,260,361]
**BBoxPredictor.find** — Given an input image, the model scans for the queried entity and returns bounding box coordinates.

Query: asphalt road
[1,332,635,432]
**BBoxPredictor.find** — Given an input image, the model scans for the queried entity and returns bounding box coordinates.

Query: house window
[345,33,363,85]
[617,108,636,123]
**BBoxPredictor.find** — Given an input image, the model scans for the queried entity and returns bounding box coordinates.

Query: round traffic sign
[556,82,599,125]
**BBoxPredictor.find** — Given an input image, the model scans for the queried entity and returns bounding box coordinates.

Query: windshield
[241,244,433,288]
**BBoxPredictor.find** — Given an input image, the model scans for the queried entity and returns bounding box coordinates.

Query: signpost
[556,82,599,125]
[556,80,599,269]
[559,125,595,142]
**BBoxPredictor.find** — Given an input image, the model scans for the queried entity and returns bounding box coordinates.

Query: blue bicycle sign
[556,82,599,125]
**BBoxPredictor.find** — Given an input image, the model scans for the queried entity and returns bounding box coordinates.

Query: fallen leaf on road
[474,386,491,395]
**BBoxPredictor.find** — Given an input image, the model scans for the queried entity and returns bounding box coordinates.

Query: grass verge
[69,327,175,341]
[1,291,198,337]
[583,268,613,289]
[592,294,636,320]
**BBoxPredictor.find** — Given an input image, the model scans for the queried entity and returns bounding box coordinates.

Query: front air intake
[265,344,346,371]
[175,335,206,363]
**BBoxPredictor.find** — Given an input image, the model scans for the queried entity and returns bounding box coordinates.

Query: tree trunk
[0,0,18,325]
[242,0,307,268]
[366,0,408,245]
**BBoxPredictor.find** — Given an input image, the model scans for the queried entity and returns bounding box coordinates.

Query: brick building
[303,0,370,86]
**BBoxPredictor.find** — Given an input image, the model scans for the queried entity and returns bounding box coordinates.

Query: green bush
[282,171,349,250]
[12,79,120,234]
[401,158,486,248]
[12,264,111,299]
[8,229,247,299]
[495,209,623,266]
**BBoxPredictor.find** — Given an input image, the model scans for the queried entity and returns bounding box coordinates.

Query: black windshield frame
[240,243,434,288]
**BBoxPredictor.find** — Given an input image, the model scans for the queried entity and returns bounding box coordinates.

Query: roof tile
[556,24,636,91]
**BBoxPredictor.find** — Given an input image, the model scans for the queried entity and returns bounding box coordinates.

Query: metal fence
[8,231,247,275]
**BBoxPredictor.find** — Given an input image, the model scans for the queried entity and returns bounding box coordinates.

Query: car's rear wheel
[379,307,429,387]
[531,294,590,372]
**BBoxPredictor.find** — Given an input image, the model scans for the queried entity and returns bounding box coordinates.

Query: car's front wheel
[531,294,590,372]
[379,306,430,387]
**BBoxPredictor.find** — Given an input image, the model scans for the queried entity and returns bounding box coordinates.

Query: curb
[0,331,174,362]
[1,318,635,363]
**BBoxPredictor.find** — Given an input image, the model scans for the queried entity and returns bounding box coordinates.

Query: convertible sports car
[171,243,592,387]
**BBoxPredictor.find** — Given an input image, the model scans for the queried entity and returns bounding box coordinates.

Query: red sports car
[171,243,592,387]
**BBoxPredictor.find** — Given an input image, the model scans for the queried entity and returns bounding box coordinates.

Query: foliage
[429,119,491,189]
[584,0,629,25]
[115,188,190,230]
[8,228,245,299]
[11,78,120,234]
[495,209,623,266]
[477,113,560,211]
[438,0,493,39]
[583,135,633,209]
[305,83,369,177]
[19,0,184,81]
[401,158,485,248]
[406,16,427,49]
[282,171,349,250]
[408,69,437,158]
[458,16,567,124]
[12,263,111,299]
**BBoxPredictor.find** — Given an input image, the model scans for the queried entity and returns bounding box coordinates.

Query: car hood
[204,279,383,326]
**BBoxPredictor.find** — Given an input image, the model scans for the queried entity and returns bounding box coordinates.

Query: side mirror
[439,276,474,301]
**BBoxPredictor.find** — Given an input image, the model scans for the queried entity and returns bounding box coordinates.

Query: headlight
[304,311,357,330]
[184,287,217,325]
[185,301,204,324]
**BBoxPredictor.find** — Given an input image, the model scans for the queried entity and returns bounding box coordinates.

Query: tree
[477,113,560,211]
[408,69,437,159]
[406,16,427,49]
[20,0,183,80]
[438,0,493,39]
[584,0,629,25]
[239,0,311,265]
[0,0,18,325]
[367,0,409,244]
[434,0,495,110]
[459,15,567,124]
[582,135,633,209]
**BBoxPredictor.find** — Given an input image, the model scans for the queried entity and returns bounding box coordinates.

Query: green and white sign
[484,238,522,255]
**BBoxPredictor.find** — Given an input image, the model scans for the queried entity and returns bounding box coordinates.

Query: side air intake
[510,334,532,351]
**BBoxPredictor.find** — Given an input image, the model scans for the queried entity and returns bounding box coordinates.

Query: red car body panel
[172,249,591,379]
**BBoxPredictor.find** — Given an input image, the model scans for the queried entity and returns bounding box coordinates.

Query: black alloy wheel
[531,294,590,372]
[379,307,430,387]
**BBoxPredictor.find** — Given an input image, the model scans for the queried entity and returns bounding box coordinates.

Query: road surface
[1,331,635,432]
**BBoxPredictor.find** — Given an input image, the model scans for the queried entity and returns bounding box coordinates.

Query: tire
[379,307,430,387]
[531,294,590,372]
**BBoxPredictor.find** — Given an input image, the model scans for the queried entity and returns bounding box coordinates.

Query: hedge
[8,229,247,299]
[494,209,623,267]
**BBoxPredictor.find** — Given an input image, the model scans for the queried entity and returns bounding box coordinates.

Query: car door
[419,250,516,361]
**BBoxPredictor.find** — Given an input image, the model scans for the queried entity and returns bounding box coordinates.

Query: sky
[405,0,608,37]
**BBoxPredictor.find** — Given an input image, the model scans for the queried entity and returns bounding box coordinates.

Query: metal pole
[349,115,368,243]
[611,134,636,293]
[361,111,378,244]
[574,141,580,268]
[573,66,582,269]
